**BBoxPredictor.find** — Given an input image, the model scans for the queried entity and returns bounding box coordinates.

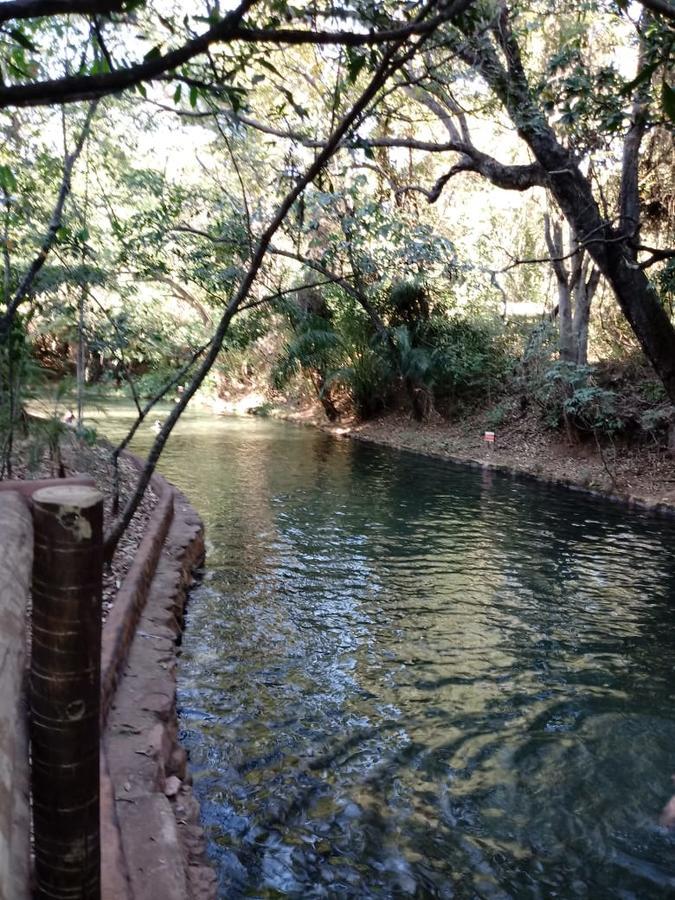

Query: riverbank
[261,399,675,514]
[5,427,215,898]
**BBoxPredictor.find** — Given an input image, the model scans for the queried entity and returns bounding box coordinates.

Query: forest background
[0,0,674,547]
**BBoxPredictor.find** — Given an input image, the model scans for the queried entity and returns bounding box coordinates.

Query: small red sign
[483,431,496,443]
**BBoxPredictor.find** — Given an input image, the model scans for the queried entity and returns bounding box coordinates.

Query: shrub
[536,362,623,435]
[418,315,512,409]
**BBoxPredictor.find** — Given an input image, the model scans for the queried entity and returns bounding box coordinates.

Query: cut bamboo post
[31,485,104,900]
[0,492,32,900]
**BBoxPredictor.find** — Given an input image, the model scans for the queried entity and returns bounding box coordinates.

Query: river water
[98,405,675,899]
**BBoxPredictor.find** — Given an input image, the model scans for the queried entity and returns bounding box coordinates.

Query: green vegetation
[0,0,674,543]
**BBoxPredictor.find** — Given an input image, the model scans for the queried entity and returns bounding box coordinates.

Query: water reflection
[97,405,675,898]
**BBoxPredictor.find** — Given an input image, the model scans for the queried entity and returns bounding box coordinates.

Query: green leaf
[173,84,182,103]
[189,85,198,108]
[662,81,675,124]
[258,58,281,78]
[91,57,111,74]
[137,82,147,98]
[143,45,162,62]
[345,48,366,84]
[0,164,17,192]
[621,60,659,95]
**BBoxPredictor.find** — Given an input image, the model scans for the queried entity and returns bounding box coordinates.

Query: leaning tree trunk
[527,124,675,401]
[470,10,675,403]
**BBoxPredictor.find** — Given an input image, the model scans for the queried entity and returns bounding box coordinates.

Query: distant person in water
[62,409,76,425]
[660,778,675,828]
[152,419,162,434]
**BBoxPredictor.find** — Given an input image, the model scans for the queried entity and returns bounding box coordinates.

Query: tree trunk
[76,285,85,430]
[533,133,675,399]
[544,214,576,363]
[468,11,675,402]
[573,262,600,366]
[523,127,675,400]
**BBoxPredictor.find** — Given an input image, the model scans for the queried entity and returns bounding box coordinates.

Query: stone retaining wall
[100,458,215,899]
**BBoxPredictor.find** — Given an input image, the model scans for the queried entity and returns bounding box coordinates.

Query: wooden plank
[0,491,32,900]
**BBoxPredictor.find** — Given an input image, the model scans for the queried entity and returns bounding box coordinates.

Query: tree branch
[146,276,213,325]
[0,100,98,332]
[0,0,258,109]
[0,0,125,24]
[269,244,393,348]
[0,0,472,109]
[636,0,675,21]
[232,108,546,194]
[638,244,675,268]
[103,0,472,558]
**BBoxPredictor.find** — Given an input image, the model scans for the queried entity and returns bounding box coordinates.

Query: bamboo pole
[30,485,103,900]
[0,492,32,900]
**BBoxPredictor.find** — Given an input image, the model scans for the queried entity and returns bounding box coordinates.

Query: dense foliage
[0,0,674,536]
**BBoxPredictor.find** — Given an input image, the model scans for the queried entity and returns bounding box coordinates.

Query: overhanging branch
[0,0,473,110]
[636,0,675,21]
[0,0,126,24]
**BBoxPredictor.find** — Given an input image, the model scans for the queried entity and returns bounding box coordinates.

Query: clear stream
[99,405,675,899]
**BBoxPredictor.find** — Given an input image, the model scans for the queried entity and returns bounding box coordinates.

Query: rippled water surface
[99,406,675,898]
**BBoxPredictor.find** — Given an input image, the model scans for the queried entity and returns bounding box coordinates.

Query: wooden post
[0,492,32,900]
[31,485,104,900]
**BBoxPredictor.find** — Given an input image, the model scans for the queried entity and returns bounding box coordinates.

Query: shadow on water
[96,406,675,899]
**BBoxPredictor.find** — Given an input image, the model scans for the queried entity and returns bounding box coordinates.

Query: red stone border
[100,453,174,722]
[99,459,215,899]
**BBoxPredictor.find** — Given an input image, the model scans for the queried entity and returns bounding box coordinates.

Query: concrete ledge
[101,466,213,899]
[100,747,131,900]
[101,456,174,722]
[0,492,32,900]
[0,475,96,504]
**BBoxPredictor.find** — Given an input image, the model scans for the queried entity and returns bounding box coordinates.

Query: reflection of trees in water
[163,414,675,898]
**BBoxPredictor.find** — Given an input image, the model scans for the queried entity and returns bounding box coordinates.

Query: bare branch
[638,244,675,268]
[269,245,394,349]
[0,0,257,109]
[109,337,212,515]
[232,108,547,195]
[104,0,469,558]
[146,276,213,325]
[0,100,98,331]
